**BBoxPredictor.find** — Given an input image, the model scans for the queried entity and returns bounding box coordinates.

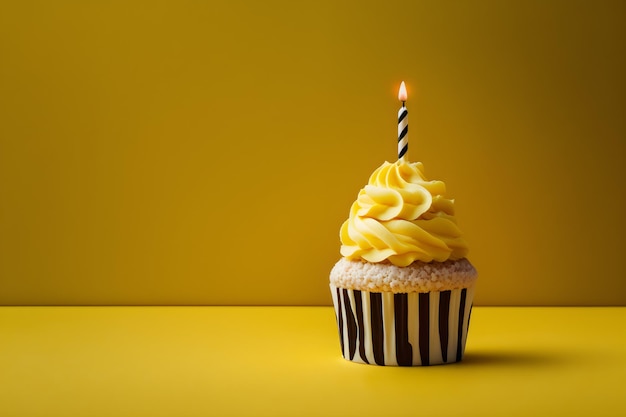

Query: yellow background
[0,0,624,306]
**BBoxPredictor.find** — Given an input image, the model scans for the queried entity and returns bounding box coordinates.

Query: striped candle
[397,81,408,160]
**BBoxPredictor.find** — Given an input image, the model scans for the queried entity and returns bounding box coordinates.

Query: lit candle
[397,81,408,160]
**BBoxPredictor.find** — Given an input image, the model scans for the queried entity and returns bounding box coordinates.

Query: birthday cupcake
[329,82,477,366]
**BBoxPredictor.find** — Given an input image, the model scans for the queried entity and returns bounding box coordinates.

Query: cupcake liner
[330,284,476,366]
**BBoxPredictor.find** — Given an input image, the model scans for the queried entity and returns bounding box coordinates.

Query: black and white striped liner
[330,285,475,366]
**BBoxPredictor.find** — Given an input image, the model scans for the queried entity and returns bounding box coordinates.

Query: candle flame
[398,81,407,102]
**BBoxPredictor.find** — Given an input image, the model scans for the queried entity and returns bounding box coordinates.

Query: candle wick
[402,101,406,108]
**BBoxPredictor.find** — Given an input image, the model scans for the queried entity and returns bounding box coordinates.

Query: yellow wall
[0,0,624,306]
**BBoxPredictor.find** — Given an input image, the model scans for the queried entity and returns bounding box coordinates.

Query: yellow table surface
[1,307,624,417]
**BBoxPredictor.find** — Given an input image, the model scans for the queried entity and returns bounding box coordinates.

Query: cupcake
[330,160,477,366]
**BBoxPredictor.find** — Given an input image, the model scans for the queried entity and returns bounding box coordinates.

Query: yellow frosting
[340,160,469,266]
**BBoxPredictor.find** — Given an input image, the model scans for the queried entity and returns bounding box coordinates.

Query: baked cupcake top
[330,258,476,293]
[340,160,468,267]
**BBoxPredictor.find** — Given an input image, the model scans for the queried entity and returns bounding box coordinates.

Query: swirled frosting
[340,160,469,266]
